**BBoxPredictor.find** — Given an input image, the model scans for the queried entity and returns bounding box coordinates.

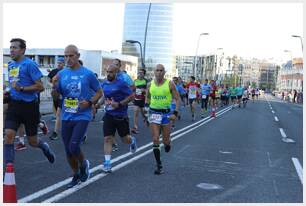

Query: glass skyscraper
[122,3,174,78]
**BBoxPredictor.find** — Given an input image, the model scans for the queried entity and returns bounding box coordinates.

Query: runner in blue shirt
[97,63,137,173]
[110,58,135,151]
[4,38,55,168]
[200,79,211,117]
[52,45,102,188]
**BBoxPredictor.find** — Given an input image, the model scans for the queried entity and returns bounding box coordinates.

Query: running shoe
[102,160,112,173]
[164,144,171,153]
[112,143,119,152]
[67,173,80,188]
[82,135,88,144]
[129,136,137,153]
[154,163,163,175]
[80,159,90,182]
[49,131,58,140]
[131,127,139,134]
[41,142,55,163]
[15,142,27,151]
[39,120,49,135]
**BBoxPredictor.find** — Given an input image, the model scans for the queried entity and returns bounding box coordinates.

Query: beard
[107,75,115,81]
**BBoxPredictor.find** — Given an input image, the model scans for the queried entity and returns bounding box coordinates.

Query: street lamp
[126,40,145,69]
[284,49,293,93]
[292,35,303,52]
[194,32,209,80]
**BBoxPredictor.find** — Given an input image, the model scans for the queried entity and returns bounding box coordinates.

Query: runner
[110,58,135,151]
[255,88,260,100]
[52,44,102,188]
[99,63,137,173]
[200,79,211,118]
[236,84,244,108]
[186,76,199,121]
[229,84,237,107]
[131,68,148,134]
[209,80,218,117]
[170,77,183,129]
[4,38,55,167]
[145,64,180,175]
[48,57,65,140]
[242,86,249,108]
[251,87,256,102]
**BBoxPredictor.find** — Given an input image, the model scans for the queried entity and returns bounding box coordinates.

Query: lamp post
[126,40,145,69]
[284,49,293,93]
[292,35,303,53]
[216,48,223,83]
[194,32,209,80]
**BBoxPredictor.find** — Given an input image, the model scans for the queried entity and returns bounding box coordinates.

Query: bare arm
[145,82,151,105]
[13,79,44,92]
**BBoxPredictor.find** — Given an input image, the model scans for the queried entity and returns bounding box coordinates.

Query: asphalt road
[7,94,303,203]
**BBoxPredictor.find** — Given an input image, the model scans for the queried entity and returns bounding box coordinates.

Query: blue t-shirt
[8,57,42,102]
[57,66,101,121]
[201,83,211,95]
[101,79,132,117]
[176,84,186,95]
[117,71,134,87]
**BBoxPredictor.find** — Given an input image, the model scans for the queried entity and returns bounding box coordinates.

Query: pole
[143,3,152,69]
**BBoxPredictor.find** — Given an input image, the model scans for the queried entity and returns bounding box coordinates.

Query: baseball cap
[57,57,65,63]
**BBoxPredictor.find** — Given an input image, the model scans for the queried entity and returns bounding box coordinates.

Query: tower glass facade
[122,3,174,78]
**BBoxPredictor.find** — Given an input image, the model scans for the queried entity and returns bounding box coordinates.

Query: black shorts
[231,96,237,100]
[237,95,242,99]
[53,98,62,110]
[134,99,145,108]
[103,113,130,137]
[5,99,40,136]
[189,98,196,105]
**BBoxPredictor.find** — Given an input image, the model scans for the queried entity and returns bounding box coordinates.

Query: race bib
[190,88,196,95]
[149,113,162,124]
[64,98,79,113]
[105,98,114,111]
[202,94,207,99]
[9,67,20,82]
[136,88,142,95]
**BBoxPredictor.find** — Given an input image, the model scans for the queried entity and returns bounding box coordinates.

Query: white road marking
[274,116,279,122]
[292,158,303,185]
[19,106,233,203]
[271,110,275,113]
[279,128,287,138]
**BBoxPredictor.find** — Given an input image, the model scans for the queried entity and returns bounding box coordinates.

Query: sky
[2,2,303,62]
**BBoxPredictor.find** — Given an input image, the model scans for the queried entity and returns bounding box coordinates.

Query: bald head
[154,64,166,80]
[106,64,119,81]
[64,44,80,69]
[65,45,79,54]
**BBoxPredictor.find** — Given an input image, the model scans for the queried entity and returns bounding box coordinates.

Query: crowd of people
[4,38,261,189]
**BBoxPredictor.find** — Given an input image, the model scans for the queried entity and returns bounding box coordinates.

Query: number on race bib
[149,113,162,124]
[136,88,142,95]
[202,94,207,99]
[64,98,79,113]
